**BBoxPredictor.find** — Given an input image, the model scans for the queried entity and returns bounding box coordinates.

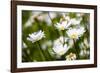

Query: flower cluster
[24,12,90,62]
[55,15,82,30]
[53,14,86,60]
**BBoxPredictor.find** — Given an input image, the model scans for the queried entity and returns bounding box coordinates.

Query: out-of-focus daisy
[79,39,90,57]
[27,30,45,43]
[22,42,27,48]
[41,40,52,50]
[33,60,37,62]
[54,36,68,45]
[55,21,71,30]
[66,27,85,39]
[79,42,86,49]
[53,36,70,56]
[52,43,69,56]
[24,16,34,27]
[24,12,42,27]
[48,12,57,19]
[66,52,76,61]
[61,13,82,25]
[70,18,82,25]
[80,49,90,56]
[76,13,84,17]
[79,38,90,50]
[55,15,71,30]
[36,13,52,26]
[84,38,90,48]
[68,39,74,48]
[61,14,70,22]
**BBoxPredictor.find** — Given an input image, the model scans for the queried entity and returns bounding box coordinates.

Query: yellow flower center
[60,26,64,30]
[69,53,75,58]
[66,53,76,60]
[71,33,77,39]
[59,51,65,55]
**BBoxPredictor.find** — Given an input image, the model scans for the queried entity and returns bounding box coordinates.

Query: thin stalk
[48,12,54,27]
[48,12,61,37]
[73,39,79,59]
[36,42,46,61]
[46,48,55,60]
[59,30,65,45]
[62,30,65,45]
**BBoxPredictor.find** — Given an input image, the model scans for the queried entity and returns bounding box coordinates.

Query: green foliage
[22,11,90,62]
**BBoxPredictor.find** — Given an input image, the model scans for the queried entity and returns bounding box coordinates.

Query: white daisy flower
[22,42,27,48]
[70,18,82,25]
[53,36,68,45]
[55,15,71,30]
[80,50,84,56]
[24,12,42,27]
[79,42,86,49]
[61,13,70,21]
[68,39,74,48]
[76,13,84,17]
[53,37,69,56]
[49,12,57,19]
[41,44,47,50]
[84,38,90,48]
[66,53,76,61]
[55,20,71,30]
[27,30,45,43]
[80,49,90,56]
[24,16,34,27]
[37,13,52,26]
[65,16,70,21]
[52,43,69,56]
[66,27,85,39]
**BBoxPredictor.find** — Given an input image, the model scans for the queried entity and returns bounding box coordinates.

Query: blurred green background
[22,10,90,62]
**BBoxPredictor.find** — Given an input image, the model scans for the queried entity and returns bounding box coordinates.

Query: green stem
[46,48,55,60]
[59,30,65,45]
[73,39,79,59]
[62,30,65,45]
[48,12,61,37]
[36,42,46,61]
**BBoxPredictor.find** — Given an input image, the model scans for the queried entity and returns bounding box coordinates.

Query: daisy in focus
[52,43,69,56]
[54,36,68,44]
[52,36,69,56]
[66,27,85,39]
[55,15,71,30]
[55,21,70,30]
[27,30,45,43]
